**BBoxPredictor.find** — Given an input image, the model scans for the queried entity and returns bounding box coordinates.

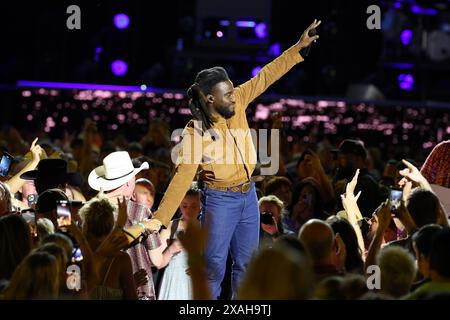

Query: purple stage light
[114,13,130,29]
[398,73,414,90]
[236,21,256,28]
[268,43,281,56]
[384,62,414,69]
[16,80,177,93]
[411,5,437,16]
[94,47,103,62]
[255,23,267,39]
[111,60,128,76]
[216,31,223,38]
[252,66,262,77]
[219,20,230,26]
[400,29,412,45]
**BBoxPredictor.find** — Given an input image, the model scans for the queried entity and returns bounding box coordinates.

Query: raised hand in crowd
[5,137,43,194]
[399,159,448,226]
[364,200,392,271]
[302,149,335,203]
[66,222,98,291]
[341,169,363,222]
[391,200,415,235]
[96,228,129,258]
[341,169,365,256]
[399,159,431,191]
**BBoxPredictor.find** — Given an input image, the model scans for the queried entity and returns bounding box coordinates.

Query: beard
[216,104,235,119]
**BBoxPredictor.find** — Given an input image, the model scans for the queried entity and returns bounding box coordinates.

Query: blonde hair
[238,246,313,300]
[79,197,115,237]
[36,218,55,241]
[258,195,284,212]
[42,233,73,262]
[35,243,68,286]
[2,251,60,299]
[378,246,417,298]
[0,181,13,215]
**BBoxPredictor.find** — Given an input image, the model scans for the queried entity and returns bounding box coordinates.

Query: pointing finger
[31,137,38,149]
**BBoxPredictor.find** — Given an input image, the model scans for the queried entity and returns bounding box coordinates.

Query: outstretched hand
[296,19,321,50]
[374,200,392,234]
[341,169,363,221]
[399,159,433,193]
[30,137,43,163]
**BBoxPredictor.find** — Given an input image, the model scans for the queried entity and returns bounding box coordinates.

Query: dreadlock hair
[187,66,230,130]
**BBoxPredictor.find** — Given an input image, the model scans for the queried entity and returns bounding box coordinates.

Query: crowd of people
[1,19,449,300]
[0,119,448,300]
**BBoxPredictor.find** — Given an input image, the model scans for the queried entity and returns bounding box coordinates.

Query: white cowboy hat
[88,151,149,191]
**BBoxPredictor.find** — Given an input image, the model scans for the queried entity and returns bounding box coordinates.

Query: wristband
[138,222,147,234]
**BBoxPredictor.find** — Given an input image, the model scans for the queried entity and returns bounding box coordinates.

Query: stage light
[114,13,130,29]
[236,21,256,28]
[252,66,262,77]
[94,47,102,62]
[216,31,224,38]
[111,60,128,76]
[255,23,268,39]
[411,5,437,16]
[140,84,147,91]
[268,43,281,56]
[400,29,412,45]
[398,73,414,90]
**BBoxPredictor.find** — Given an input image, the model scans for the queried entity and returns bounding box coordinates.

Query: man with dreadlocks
[151,19,322,299]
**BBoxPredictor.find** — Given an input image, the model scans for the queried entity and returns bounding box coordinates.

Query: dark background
[1,0,449,101]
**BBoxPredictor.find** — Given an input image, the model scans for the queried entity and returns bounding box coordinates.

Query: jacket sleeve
[152,126,199,227]
[234,44,304,109]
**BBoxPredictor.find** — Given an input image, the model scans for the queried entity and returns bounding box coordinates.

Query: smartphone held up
[0,152,14,177]
[56,200,71,230]
[389,188,403,211]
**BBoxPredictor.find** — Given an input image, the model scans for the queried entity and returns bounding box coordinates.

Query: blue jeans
[200,183,260,299]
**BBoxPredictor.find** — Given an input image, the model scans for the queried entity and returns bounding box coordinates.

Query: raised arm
[78,120,96,177]
[364,200,391,272]
[341,169,366,258]
[234,19,321,108]
[151,162,198,228]
[122,131,199,243]
[399,159,448,226]
[5,138,43,194]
